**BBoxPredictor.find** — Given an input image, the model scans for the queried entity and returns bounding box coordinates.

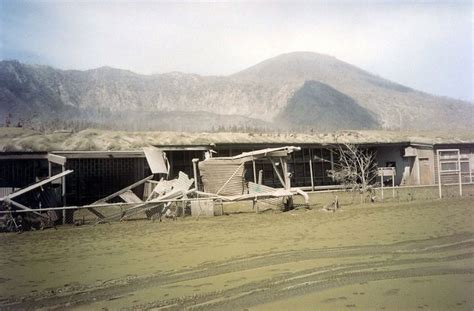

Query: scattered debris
[196,146,309,212]
[0,171,73,232]
[0,146,313,230]
[92,171,195,224]
[322,196,340,213]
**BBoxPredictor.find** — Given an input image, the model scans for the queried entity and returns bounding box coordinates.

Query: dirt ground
[1,196,473,310]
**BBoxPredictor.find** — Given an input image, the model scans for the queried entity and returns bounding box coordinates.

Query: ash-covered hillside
[0,52,472,131]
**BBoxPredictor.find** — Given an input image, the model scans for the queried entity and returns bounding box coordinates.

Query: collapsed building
[1,132,473,229]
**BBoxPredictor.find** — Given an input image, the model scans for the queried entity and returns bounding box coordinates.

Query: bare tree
[328,142,378,201]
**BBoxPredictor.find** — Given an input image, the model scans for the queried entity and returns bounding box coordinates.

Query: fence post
[62,165,66,225]
[253,159,257,183]
[458,152,462,196]
[437,150,442,199]
[381,174,384,202]
[392,170,395,198]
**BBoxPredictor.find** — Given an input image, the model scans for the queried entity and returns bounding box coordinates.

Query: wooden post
[380,174,384,202]
[437,150,442,199]
[330,149,334,180]
[258,170,263,185]
[254,198,259,214]
[252,159,257,183]
[62,165,66,225]
[392,171,395,198]
[470,160,473,183]
[281,157,290,190]
[192,159,199,191]
[309,159,314,191]
[458,151,462,196]
[48,162,52,178]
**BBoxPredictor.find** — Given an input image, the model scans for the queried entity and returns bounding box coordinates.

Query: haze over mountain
[0,52,472,132]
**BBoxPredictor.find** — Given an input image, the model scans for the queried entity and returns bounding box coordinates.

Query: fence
[2,182,473,230]
[303,183,474,208]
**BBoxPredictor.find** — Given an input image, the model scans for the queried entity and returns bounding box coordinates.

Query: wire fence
[2,183,473,231]
[304,183,474,208]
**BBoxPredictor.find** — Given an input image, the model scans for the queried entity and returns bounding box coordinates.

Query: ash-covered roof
[1,127,473,152]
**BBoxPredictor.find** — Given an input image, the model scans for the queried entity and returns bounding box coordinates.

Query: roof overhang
[50,150,146,159]
[0,152,48,160]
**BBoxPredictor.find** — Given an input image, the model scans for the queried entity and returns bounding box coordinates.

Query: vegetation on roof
[0,127,473,152]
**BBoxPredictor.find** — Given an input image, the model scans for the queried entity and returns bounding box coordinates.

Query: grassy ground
[0,197,473,310]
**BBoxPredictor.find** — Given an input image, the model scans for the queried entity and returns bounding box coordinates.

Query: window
[441,162,458,172]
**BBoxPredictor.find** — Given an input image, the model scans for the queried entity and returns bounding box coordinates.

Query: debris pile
[0,146,310,231]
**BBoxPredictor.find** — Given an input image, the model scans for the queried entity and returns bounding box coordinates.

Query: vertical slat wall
[65,157,147,205]
[0,159,48,188]
[168,150,205,180]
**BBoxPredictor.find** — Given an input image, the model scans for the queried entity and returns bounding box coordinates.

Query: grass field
[1,196,473,310]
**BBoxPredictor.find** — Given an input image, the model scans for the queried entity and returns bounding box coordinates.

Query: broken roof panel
[197,146,301,197]
[144,147,168,174]
[199,160,246,196]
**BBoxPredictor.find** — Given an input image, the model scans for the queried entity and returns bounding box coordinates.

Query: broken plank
[119,190,143,203]
[2,170,73,201]
[8,199,49,218]
[86,207,106,219]
[92,175,153,205]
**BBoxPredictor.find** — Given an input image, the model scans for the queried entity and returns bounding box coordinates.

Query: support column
[281,158,290,189]
[380,174,384,202]
[330,149,334,178]
[61,165,66,225]
[392,171,395,198]
[458,152,462,196]
[252,159,257,183]
[437,150,442,199]
[192,158,199,191]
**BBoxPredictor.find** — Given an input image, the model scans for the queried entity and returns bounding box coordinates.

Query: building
[1,131,473,206]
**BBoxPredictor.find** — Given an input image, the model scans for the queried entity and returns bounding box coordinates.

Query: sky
[0,1,472,101]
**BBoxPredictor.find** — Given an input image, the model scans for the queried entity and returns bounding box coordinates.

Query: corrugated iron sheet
[199,159,247,196]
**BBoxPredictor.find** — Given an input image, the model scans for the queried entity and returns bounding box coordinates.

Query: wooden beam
[8,199,48,218]
[92,175,154,204]
[87,207,106,219]
[280,157,291,190]
[252,160,257,183]
[1,170,73,201]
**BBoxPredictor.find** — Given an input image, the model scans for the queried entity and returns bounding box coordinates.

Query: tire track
[136,253,474,310]
[3,233,473,310]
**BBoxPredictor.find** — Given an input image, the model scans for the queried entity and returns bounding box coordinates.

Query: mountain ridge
[0,52,472,132]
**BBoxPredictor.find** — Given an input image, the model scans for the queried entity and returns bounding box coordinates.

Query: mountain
[0,52,472,131]
[275,81,378,131]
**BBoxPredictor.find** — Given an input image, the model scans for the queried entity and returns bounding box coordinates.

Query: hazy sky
[0,1,472,101]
